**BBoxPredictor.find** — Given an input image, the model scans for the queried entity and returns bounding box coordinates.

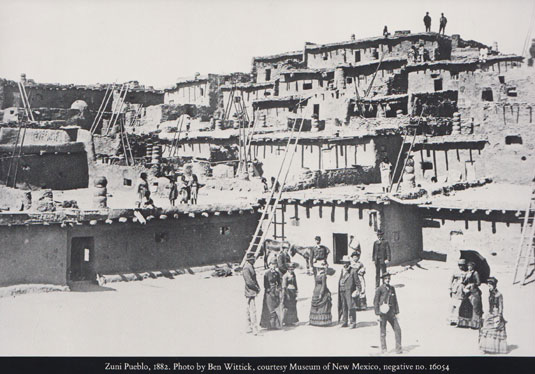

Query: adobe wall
[0,82,108,111]
[306,36,448,70]
[164,81,211,107]
[67,212,259,275]
[382,203,423,265]
[0,144,89,190]
[269,201,423,267]
[421,212,523,267]
[0,225,68,286]
[409,142,486,184]
[270,202,382,264]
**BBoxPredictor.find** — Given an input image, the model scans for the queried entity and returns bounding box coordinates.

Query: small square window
[155,232,169,243]
[220,226,230,235]
[303,82,313,90]
[123,178,132,186]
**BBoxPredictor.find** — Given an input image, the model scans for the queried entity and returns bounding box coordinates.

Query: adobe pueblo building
[0,30,533,289]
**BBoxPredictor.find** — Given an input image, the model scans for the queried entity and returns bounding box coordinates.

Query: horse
[258,239,291,269]
[289,244,315,275]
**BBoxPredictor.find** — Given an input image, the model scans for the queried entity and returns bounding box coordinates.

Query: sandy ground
[0,259,533,356]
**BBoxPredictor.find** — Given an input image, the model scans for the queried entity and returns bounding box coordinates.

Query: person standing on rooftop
[423,12,431,32]
[439,13,448,35]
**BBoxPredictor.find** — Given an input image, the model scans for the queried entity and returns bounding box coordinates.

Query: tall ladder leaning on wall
[233,92,256,173]
[90,83,115,135]
[5,80,34,187]
[512,176,535,285]
[388,105,427,193]
[239,99,309,268]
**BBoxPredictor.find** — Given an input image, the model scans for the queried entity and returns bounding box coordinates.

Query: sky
[0,0,533,88]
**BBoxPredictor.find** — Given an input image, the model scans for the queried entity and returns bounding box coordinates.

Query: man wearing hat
[372,230,391,288]
[374,272,402,354]
[338,255,361,328]
[311,236,330,276]
[242,252,261,335]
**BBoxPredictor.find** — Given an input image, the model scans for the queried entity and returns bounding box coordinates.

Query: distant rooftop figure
[383,26,390,38]
[424,12,431,32]
[351,34,356,41]
[439,13,447,35]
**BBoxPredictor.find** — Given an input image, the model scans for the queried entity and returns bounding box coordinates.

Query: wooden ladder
[513,179,535,285]
[239,106,307,268]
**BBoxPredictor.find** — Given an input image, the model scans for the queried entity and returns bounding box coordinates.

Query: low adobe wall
[0,209,260,287]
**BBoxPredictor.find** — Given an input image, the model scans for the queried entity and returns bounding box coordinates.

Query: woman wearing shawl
[282,263,299,326]
[260,258,282,329]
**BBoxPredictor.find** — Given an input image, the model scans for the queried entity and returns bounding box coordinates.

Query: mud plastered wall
[0,225,68,286]
[67,213,259,277]
[0,146,89,190]
[422,215,523,267]
[382,203,423,265]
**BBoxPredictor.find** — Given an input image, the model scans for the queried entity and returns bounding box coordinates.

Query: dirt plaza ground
[0,259,533,356]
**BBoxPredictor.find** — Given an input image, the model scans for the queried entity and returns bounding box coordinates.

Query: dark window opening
[421,161,434,170]
[372,49,379,59]
[498,75,505,84]
[434,79,443,91]
[346,77,352,84]
[123,178,132,186]
[388,44,393,53]
[155,232,169,243]
[505,135,523,145]
[200,88,204,96]
[234,96,241,103]
[451,72,459,80]
[220,226,230,235]
[265,69,271,81]
[506,87,517,97]
[323,52,328,61]
[354,50,361,63]
[481,87,493,101]
[313,104,320,118]
[521,156,527,161]
[303,82,313,90]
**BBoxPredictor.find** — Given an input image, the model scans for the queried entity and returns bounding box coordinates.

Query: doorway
[333,233,348,264]
[69,237,95,282]
[313,104,320,118]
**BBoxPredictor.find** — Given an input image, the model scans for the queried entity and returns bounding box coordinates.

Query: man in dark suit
[372,230,391,288]
[338,255,361,328]
[374,273,402,354]
[242,252,261,335]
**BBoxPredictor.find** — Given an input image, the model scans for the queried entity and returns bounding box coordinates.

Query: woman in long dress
[309,261,332,326]
[458,261,483,329]
[449,259,467,325]
[350,251,367,310]
[282,264,299,326]
[479,277,508,354]
[260,258,282,330]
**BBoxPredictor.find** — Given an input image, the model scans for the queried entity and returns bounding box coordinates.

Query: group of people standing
[423,12,448,34]
[243,232,403,354]
[449,259,508,354]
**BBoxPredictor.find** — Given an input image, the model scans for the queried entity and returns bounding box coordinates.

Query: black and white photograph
[0,0,534,371]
